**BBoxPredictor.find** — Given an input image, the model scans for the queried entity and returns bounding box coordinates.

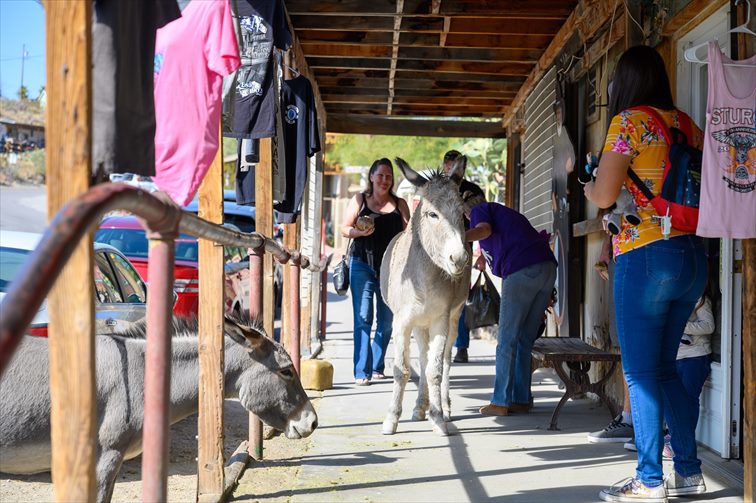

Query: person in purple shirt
[466,202,557,416]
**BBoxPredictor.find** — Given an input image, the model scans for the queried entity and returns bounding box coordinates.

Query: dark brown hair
[607,45,675,119]
[364,158,395,197]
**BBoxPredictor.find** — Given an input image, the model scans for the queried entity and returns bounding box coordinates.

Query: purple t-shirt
[470,202,556,280]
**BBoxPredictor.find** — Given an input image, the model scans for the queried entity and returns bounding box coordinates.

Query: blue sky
[0,0,45,99]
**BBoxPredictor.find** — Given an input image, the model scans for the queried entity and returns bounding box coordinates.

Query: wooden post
[309,154,325,348]
[249,138,274,460]
[738,5,755,499]
[197,132,225,501]
[44,2,97,501]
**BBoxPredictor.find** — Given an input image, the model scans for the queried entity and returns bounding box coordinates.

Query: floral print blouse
[602,107,704,256]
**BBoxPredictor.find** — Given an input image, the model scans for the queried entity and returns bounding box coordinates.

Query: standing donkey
[380,157,471,436]
[0,316,317,503]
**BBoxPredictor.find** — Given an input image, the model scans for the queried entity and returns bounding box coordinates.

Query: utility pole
[20,44,26,91]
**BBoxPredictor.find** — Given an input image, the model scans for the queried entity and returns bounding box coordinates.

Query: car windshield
[95,228,198,260]
[0,247,30,293]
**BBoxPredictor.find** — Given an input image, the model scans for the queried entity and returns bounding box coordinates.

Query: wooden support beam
[387,0,404,115]
[502,0,621,129]
[299,30,552,50]
[327,114,505,137]
[569,14,626,79]
[286,0,574,18]
[572,217,605,237]
[45,2,97,501]
[197,129,225,500]
[250,138,274,460]
[661,0,728,37]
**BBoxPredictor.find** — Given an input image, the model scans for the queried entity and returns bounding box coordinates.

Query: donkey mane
[114,314,266,340]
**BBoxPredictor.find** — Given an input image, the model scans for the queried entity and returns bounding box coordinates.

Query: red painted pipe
[248,248,264,460]
[289,264,301,374]
[142,234,177,503]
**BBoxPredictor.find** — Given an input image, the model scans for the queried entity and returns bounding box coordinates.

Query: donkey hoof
[431,421,449,436]
[412,410,426,421]
[382,419,398,435]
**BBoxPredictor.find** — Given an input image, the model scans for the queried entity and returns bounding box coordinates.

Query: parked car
[109,173,158,192]
[0,230,148,337]
[95,216,281,317]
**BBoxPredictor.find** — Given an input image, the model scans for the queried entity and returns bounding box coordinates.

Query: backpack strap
[626,106,678,201]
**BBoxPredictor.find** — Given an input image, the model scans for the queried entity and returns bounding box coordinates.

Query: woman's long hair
[364,158,396,197]
[607,45,675,119]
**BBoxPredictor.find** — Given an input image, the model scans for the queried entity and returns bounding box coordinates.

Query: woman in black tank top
[340,158,410,386]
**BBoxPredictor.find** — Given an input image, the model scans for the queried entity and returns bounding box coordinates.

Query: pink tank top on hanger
[696,41,756,239]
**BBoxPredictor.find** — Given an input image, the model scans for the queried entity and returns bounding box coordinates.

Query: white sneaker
[599,478,668,503]
[664,471,706,496]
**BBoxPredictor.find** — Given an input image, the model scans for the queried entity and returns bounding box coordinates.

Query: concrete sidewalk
[255,279,741,502]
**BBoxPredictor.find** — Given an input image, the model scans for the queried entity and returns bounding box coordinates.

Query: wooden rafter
[387,0,404,115]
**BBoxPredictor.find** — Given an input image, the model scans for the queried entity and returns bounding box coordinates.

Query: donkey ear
[224,315,265,350]
[448,155,467,185]
[395,157,427,187]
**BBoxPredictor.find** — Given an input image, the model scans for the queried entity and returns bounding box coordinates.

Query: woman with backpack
[583,45,708,503]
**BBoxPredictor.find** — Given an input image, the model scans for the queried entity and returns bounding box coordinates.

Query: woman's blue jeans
[492,261,556,406]
[349,257,393,379]
[614,235,707,487]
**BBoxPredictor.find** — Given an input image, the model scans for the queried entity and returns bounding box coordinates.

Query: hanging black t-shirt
[274,75,321,223]
[91,0,181,180]
[223,0,291,139]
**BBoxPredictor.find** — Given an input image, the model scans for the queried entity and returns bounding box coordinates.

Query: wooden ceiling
[285,0,579,130]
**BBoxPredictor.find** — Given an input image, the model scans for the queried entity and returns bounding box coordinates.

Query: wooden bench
[531,337,621,431]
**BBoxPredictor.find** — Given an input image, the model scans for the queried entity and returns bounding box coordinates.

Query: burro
[0,316,317,502]
[380,156,472,436]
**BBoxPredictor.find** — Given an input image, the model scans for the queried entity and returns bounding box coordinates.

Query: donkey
[0,316,317,502]
[380,157,471,436]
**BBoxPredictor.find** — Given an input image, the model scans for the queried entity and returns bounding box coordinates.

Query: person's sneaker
[664,471,706,496]
[624,437,637,451]
[599,477,668,502]
[662,434,674,459]
[588,415,634,443]
[479,403,509,416]
[453,348,468,363]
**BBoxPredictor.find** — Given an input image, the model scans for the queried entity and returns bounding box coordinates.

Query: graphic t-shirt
[274,75,321,223]
[92,0,180,179]
[697,41,756,239]
[469,202,556,280]
[153,0,240,206]
[602,107,704,256]
[223,0,291,139]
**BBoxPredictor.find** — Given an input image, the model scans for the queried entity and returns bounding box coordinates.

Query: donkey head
[224,316,317,439]
[395,157,470,277]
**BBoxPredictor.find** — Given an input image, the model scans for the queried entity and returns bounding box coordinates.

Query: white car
[0,230,149,336]
[109,172,157,192]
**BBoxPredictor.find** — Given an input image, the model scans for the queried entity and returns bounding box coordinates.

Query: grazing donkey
[380,157,471,436]
[0,316,317,503]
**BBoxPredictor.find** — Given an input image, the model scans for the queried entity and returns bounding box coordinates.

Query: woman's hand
[473,254,486,271]
[351,227,374,238]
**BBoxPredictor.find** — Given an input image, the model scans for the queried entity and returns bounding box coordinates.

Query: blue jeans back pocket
[644,245,684,284]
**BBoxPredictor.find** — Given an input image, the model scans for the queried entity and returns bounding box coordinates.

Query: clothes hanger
[276,49,301,78]
[683,0,756,68]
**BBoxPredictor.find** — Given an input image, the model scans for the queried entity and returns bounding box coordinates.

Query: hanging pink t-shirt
[153,0,240,205]
[697,42,756,239]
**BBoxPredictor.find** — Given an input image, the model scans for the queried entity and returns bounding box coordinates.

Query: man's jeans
[349,257,393,379]
[614,235,707,487]
[455,310,469,349]
[492,261,556,406]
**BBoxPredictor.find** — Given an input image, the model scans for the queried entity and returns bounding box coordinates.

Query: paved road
[0,184,47,233]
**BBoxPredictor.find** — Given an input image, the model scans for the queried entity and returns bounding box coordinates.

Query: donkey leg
[426,324,448,436]
[441,315,458,422]
[412,329,430,421]
[96,448,125,503]
[382,323,411,435]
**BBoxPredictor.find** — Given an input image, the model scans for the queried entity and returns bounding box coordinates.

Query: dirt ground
[0,395,320,503]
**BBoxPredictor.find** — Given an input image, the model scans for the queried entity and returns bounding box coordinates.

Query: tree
[17,86,29,101]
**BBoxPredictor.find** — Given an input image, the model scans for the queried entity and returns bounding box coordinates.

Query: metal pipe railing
[0,182,330,502]
[0,183,328,374]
